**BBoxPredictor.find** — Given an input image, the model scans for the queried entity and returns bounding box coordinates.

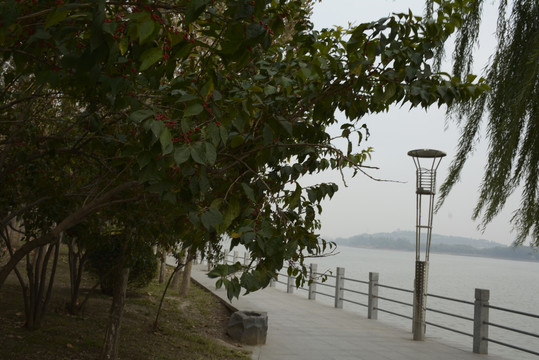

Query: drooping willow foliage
[428,0,539,246]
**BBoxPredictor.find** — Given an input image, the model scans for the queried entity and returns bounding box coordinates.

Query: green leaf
[230,135,244,148]
[130,109,154,123]
[289,183,302,208]
[119,36,129,55]
[151,120,164,139]
[137,152,152,169]
[207,123,220,146]
[174,146,191,165]
[160,128,173,154]
[246,23,265,41]
[385,82,397,99]
[147,181,170,195]
[184,103,203,117]
[372,87,384,103]
[45,10,69,29]
[163,191,176,204]
[279,120,293,135]
[186,0,210,24]
[205,142,217,165]
[190,142,206,164]
[248,85,263,93]
[0,1,21,27]
[201,208,223,231]
[365,41,376,61]
[220,197,241,231]
[264,85,277,96]
[226,277,241,301]
[176,94,198,102]
[220,126,228,144]
[263,124,273,145]
[138,19,155,45]
[140,47,162,71]
[307,188,317,203]
[241,183,255,202]
[28,28,51,43]
[181,118,192,134]
[207,265,225,278]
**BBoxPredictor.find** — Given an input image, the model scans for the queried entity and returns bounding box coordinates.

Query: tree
[429,0,539,245]
[1,1,487,358]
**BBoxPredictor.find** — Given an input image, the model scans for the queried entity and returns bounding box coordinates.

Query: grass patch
[0,251,251,360]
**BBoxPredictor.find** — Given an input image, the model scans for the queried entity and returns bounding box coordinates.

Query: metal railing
[219,252,539,358]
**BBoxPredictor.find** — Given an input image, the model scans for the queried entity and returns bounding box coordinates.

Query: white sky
[309,0,522,246]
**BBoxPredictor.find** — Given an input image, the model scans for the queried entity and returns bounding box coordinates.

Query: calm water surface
[275,246,539,360]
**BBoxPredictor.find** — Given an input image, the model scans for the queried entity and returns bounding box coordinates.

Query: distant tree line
[336,232,539,262]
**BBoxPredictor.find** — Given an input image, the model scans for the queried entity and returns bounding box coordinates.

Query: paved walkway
[191,264,506,360]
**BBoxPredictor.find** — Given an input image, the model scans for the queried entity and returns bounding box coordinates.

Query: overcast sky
[308,0,522,246]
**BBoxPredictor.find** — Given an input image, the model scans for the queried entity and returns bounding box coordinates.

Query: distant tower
[408,149,446,341]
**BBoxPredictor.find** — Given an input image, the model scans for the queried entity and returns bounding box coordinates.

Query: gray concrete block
[227,311,268,345]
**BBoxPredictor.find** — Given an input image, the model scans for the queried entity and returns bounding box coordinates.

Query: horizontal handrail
[426,307,474,322]
[485,321,539,339]
[342,298,368,308]
[313,281,335,288]
[376,295,413,308]
[342,276,368,285]
[314,272,336,279]
[427,293,474,306]
[342,287,368,297]
[376,283,414,294]
[376,307,413,320]
[425,320,473,338]
[485,338,539,357]
[313,290,333,299]
[486,304,539,319]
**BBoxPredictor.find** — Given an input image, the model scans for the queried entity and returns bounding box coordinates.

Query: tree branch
[0,181,140,290]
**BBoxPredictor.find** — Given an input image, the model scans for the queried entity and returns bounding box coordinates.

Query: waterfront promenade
[191,264,507,360]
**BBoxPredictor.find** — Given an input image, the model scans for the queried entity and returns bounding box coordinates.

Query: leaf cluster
[0,0,487,298]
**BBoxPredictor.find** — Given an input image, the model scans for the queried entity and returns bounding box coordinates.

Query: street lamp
[408,148,446,341]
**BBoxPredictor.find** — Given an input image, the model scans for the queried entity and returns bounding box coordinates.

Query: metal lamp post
[408,149,446,341]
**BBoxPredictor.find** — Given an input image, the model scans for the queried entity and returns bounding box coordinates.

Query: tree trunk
[179,251,193,297]
[158,250,167,284]
[171,252,185,290]
[67,238,88,314]
[24,235,61,330]
[100,266,130,360]
[171,268,182,290]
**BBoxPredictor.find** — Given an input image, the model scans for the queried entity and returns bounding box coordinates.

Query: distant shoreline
[332,230,538,263]
[336,244,539,263]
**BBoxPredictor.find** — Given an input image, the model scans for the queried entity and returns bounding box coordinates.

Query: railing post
[233,251,239,264]
[335,267,345,308]
[223,250,229,264]
[368,272,379,319]
[308,264,317,300]
[244,252,250,266]
[287,271,294,293]
[473,288,490,354]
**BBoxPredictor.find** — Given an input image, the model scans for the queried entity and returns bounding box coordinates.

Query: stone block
[227,311,268,345]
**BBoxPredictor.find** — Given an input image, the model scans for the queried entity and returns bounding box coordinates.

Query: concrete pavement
[191,264,506,360]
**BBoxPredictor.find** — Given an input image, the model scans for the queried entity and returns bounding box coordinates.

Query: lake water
[272,246,539,360]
